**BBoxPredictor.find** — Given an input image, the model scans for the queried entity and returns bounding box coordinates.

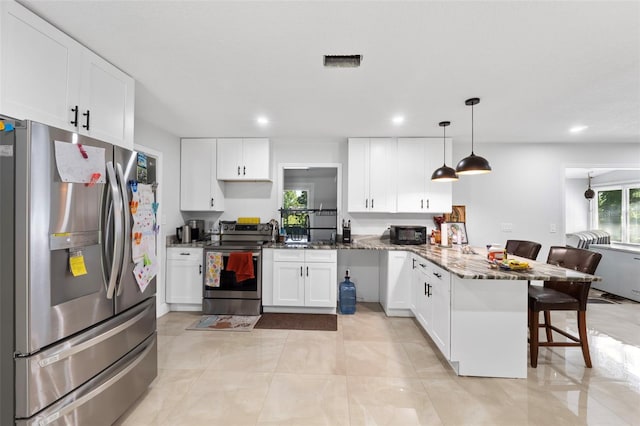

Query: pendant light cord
[443,125,446,162]
[471,103,474,155]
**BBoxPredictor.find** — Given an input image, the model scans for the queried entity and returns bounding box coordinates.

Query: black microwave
[390,225,427,245]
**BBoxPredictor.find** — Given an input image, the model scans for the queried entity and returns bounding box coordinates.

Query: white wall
[565,177,590,233]
[452,142,640,258]
[134,118,180,316]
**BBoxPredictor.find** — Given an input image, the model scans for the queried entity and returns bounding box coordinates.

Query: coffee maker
[187,219,205,241]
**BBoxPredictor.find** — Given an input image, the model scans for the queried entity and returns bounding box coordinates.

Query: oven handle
[206,249,262,257]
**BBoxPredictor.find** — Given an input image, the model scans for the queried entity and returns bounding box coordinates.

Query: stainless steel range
[202,222,272,315]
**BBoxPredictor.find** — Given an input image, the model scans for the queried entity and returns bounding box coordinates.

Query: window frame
[591,181,640,244]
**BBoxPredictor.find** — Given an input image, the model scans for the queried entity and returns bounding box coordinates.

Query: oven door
[203,249,261,299]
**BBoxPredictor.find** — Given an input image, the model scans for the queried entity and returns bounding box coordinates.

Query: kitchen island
[334,235,601,379]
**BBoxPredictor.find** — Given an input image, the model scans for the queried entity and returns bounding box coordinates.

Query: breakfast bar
[338,235,602,379]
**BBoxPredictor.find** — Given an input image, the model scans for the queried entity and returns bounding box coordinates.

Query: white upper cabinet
[396,138,452,213]
[78,50,135,148]
[0,1,135,149]
[216,138,271,181]
[180,138,224,211]
[347,138,396,213]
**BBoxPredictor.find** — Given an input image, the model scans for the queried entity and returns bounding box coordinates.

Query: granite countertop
[344,235,602,282]
[166,234,600,282]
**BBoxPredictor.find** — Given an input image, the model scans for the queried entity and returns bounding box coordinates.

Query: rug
[186,315,261,331]
[254,313,337,331]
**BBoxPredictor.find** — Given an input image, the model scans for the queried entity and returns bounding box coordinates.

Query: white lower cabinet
[379,251,413,317]
[166,247,203,306]
[411,254,451,358]
[590,245,640,302]
[271,249,337,310]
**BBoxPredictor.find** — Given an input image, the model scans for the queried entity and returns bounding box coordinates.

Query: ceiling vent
[323,55,363,68]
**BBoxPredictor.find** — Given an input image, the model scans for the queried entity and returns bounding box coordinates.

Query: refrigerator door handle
[106,162,123,299]
[36,308,149,368]
[32,337,155,426]
[115,163,130,296]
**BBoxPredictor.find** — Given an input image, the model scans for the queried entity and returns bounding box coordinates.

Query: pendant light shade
[584,173,595,199]
[456,97,492,175]
[431,121,458,182]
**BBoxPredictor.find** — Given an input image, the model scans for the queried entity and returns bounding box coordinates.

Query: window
[593,183,640,244]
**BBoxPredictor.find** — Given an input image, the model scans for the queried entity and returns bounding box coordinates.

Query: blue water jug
[339,270,356,315]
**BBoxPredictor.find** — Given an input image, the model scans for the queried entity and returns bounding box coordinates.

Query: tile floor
[116,301,640,426]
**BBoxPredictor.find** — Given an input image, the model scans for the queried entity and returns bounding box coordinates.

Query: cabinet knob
[300,266,303,277]
[371,199,374,209]
[426,199,430,209]
[433,272,442,278]
[237,166,241,176]
[210,198,214,207]
[421,199,424,209]
[365,199,368,208]
[243,166,246,176]
[306,266,309,276]
[199,264,202,274]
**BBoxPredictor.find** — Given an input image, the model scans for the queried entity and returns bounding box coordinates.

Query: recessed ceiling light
[392,115,405,125]
[569,125,588,133]
[257,116,269,126]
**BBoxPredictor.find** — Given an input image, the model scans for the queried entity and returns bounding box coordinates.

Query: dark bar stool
[528,246,602,368]
[505,240,542,260]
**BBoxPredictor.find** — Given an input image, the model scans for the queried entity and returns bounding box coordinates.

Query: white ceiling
[18,0,640,144]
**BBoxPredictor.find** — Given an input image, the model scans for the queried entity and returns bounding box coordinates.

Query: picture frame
[445,222,468,245]
[444,205,466,223]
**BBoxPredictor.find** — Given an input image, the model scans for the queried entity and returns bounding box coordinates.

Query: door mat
[254,313,337,331]
[186,315,261,332]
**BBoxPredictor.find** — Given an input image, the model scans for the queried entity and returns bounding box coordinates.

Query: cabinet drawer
[430,263,450,282]
[305,250,337,263]
[273,249,305,262]
[167,247,203,260]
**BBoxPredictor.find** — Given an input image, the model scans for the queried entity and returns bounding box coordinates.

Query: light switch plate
[550,223,557,233]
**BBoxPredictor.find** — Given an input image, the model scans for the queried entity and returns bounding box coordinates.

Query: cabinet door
[0,1,80,130]
[305,262,337,307]
[396,138,427,213]
[273,262,305,306]
[80,50,135,149]
[216,138,243,180]
[424,138,453,213]
[430,265,451,357]
[242,138,270,180]
[386,251,411,310]
[368,138,396,212]
[347,138,369,212]
[181,139,224,211]
[412,259,430,329]
[166,251,203,304]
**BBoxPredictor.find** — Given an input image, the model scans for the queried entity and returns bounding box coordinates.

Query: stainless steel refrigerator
[0,117,157,425]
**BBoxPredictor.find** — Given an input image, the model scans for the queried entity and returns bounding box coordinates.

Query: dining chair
[528,246,602,368]
[505,240,542,261]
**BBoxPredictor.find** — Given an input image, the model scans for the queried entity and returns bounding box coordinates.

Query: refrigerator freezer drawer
[15,297,156,418]
[17,333,157,426]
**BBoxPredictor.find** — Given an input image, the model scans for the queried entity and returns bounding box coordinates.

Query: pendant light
[431,121,458,182]
[584,173,595,199]
[455,97,492,175]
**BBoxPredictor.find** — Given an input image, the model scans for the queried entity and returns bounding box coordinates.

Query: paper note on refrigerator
[54,141,106,184]
[69,253,88,277]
